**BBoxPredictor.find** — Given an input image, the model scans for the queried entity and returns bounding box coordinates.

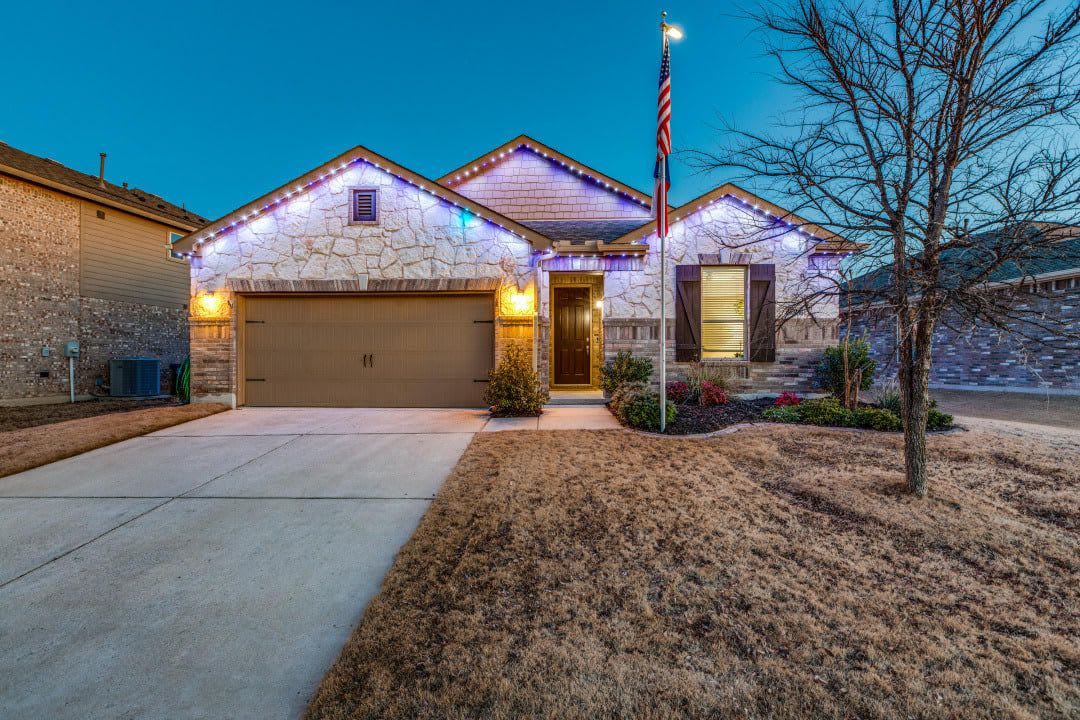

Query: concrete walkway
[932,388,1079,429]
[0,406,618,720]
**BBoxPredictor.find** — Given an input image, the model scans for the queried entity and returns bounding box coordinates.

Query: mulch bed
[0,396,182,432]
[663,397,777,434]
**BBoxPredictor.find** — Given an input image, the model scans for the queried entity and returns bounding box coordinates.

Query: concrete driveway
[0,408,489,720]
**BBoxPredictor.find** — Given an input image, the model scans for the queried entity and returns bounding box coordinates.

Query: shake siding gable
[450,148,653,222]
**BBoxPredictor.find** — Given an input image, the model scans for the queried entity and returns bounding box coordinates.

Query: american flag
[653,33,672,236]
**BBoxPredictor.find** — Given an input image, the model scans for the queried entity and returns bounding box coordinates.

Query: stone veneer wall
[189,161,538,404]
[846,287,1080,394]
[448,148,653,221]
[600,196,837,394]
[0,174,188,402]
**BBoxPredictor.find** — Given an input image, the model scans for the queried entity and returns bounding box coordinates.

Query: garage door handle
[246,378,266,382]
[363,354,368,367]
[370,354,374,367]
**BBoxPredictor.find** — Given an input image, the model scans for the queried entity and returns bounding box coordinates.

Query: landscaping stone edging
[625,422,968,440]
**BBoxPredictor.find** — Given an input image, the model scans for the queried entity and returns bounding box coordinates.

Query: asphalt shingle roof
[0,141,207,228]
[519,219,649,245]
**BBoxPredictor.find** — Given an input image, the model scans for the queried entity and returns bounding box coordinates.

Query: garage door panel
[242,294,493,407]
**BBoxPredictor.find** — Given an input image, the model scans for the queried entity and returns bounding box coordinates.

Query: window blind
[701,266,747,358]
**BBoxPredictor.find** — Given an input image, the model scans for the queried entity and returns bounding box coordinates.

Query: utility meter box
[64,341,80,358]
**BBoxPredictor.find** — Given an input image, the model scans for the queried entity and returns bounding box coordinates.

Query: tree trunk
[898,312,934,497]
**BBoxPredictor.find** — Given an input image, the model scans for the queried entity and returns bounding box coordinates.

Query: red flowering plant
[700,381,727,406]
[666,380,690,404]
[775,391,802,406]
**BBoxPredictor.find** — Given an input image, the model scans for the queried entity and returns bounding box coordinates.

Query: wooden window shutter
[748,264,776,362]
[675,264,701,362]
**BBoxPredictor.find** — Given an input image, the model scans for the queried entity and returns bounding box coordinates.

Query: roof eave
[0,163,204,232]
[175,144,553,254]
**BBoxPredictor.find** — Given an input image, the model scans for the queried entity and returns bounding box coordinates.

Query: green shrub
[762,405,800,423]
[176,357,191,403]
[483,343,548,416]
[875,377,901,415]
[620,389,677,431]
[599,351,653,396]
[797,397,855,427]
[852,407,903,431]
[814,338,876,401]
[927,407,954,431]
[609,381,645,418]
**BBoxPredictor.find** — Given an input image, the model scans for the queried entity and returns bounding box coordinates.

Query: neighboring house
[0,142,208,404]
[844,224,1080,395]
[173,135,857,408]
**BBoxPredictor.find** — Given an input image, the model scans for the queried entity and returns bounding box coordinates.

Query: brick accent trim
[225,277,503,294]
[368,278,501,292]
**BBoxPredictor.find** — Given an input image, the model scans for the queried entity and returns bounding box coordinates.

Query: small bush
[775,391,801,406]
[483,343,548,416]
[798,398,855,427]
[852,407,903,432]
[176,357,190,403]
[927,407,954,431]
[666,380,690,404]
[600,351,653,396]
[622,390,677,431]
[685,363,733,402]
[762,405,800,423]
[875,377,902,415]
[609,381,645,418]
[699,381,727,406]
[814,337,876,402]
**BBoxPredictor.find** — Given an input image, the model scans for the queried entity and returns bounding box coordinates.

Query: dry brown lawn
[0,403,228,478]
[306,427,1080,720]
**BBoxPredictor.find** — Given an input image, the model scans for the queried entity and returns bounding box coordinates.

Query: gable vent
[351,189,377,223]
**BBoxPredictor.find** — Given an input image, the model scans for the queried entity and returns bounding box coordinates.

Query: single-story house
[0,141,208,404]
[173,135,857,408]
[845,224,1080,395]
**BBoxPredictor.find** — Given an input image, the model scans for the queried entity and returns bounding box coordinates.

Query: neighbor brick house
[174,136,857,408]
[0,142,207,403]
[845,225,1080,395]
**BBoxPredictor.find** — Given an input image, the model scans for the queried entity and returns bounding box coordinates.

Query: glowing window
[701,266,747,359]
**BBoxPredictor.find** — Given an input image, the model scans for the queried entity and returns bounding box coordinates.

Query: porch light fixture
[192,292,229,319]
[504,288,535,316]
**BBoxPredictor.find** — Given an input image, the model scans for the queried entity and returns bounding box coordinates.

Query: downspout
[533,248,557,373]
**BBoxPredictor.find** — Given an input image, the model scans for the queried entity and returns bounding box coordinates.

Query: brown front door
[553,287,590,385]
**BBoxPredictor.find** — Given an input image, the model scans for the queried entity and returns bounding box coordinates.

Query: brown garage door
[242,294,493,407]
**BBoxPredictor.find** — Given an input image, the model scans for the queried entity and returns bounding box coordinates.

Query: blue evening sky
[2,1,789,220]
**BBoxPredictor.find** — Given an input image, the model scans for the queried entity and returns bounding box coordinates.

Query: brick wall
[0,174,190,402]
[603,316,836,395]
[847,288,1080,393]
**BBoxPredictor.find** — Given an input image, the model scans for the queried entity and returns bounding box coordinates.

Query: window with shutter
[350,189,378,223]
[701,266,748,359]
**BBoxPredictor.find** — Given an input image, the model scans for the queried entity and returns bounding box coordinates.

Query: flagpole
[659,153,667,432]
[657,15,671,433]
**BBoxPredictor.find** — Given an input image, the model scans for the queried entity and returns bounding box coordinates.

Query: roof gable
[438,135,656,222]
[174,143,553,255]
[607,182,857,250]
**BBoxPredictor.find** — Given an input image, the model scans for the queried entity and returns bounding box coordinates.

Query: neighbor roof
[0,141,207,230]
[173,142,554,255]
[437,134,661,211]
[844,223,1080,304]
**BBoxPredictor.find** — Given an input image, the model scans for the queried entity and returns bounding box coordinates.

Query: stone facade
[598,195,836,393]
[847,286,1080,394]
[189,161,538,405]
[187,145,844,404]
[0,174,190,403]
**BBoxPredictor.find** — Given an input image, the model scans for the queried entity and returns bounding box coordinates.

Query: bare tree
[697,0,1080,496]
